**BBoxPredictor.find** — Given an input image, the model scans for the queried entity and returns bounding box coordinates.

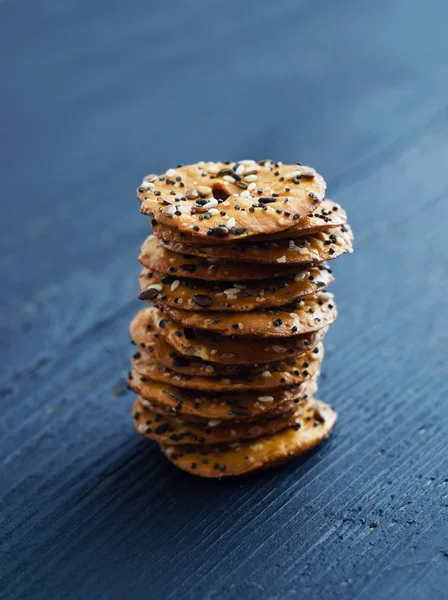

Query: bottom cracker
[159,399,337,478]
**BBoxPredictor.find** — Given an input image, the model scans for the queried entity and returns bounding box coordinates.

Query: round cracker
[160,225,353,265]
[139,235,315,281]
[130,307,328,364]
[139,265,333,312]
[152,199,346,245]
[130,307,320,375]
[150,308,329,364]
[138,160,325,241]
[133,396,316,445]
[134,329,282,376]
[132,342,323,391]
[127,371,316,421]
[133,324,325,378]
[136,394,313,426]
[156,292,337,337]
[160,399,337,477]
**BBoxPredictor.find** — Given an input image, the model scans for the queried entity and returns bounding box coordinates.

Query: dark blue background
[1,1,448,599]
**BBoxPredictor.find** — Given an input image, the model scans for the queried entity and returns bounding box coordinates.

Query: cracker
[132,342,323,391]
[131,307,328,364]
[128,371,316,421]
[149,308,329,364]
[160,399,337,477]
[139,235,315,281]
[130,307,298,374]
[136,328,283,376]
[156,292,337,337]
[134,326,323,378]
[138,160,325,240]
[139,265,333,312]
[152,199,346,245]
[160,225,353,265]
[133,396,317,445]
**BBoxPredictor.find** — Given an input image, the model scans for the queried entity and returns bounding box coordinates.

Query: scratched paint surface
[1,1,448,599]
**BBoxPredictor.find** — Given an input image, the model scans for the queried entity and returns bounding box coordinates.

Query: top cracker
[137,160,326,241]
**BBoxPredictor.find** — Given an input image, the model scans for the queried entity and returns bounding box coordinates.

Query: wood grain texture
[1,0,447,599]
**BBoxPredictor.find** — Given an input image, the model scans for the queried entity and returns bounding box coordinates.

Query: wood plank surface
[1,1,447,598]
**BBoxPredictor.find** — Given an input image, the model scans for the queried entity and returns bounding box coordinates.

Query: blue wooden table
[1,1,447,598]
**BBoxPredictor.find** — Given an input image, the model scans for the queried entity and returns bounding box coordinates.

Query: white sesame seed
[208,419,221,427]
[207,208,219,215]
[298,247,310,254]
[165,446,175,455]
[197,185,212,195]
[148,284,163,292]
[223,175,236,183]
[223,287,241,295]
[276,256,287,263]
[239,159,257,166]
[319,292,334,299]
[284,170,302,179]
[166,168,176,176]
[207,163,219,174]
[235,164,245,175]
[244,174,257,182]
[140,181,154,189]
[226,217,236,229]
[247,182,257,191]
[257,395,274,402]
[202,199,218,210]
[170,280,180,292]
[240,190,251,197]
[205,365,215,373]
[261,370,271,378]
[294,272,308,281]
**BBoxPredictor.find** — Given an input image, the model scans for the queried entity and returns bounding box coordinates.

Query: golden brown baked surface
[159,399,337,477]
[138,160,326,241]
[159,225,353,264]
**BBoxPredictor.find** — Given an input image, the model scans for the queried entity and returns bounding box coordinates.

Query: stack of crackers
[129,160,353,477]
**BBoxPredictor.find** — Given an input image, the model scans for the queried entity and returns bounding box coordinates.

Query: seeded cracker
[138,266,334,312]
[160,225,353,265]
[133,395,323,446]
[139,235,302,281]
[159,399,337,477]
[138,160,325,241]
[152,199,346,245]
[132,342,323,391]
[128,371,317,421]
